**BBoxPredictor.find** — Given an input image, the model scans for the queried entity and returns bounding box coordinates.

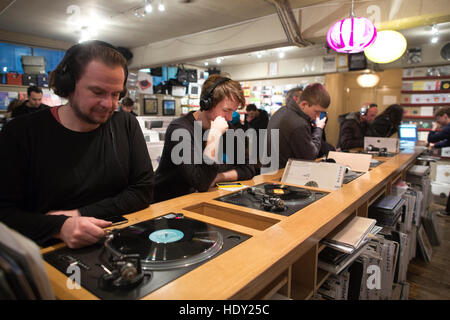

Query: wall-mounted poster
[163,99,176,116]
[144,98,158,115]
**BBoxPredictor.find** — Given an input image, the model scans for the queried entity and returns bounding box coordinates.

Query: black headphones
[52,40,128,99]
[199,77,231,111]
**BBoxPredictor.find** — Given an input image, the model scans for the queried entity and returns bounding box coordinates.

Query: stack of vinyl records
[369,195,405,227]
[318,242,370,275]
[318,217,380,275]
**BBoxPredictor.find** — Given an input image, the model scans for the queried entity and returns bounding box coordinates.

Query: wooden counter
[41,150,420,300]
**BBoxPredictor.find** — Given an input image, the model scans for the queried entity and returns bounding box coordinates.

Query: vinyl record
[109,216,223,270]
[264,183,313,201]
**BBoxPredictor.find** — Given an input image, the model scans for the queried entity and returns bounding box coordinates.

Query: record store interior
[1,0,450,301]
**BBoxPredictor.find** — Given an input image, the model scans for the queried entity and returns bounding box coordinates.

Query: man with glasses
[266,83,330,169]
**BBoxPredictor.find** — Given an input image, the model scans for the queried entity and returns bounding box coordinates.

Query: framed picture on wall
[143,97,158,115]
[163,99,176,116]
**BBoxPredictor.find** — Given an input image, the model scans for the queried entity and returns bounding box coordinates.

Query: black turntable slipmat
[43,214,250,300]
[215,182,328,216]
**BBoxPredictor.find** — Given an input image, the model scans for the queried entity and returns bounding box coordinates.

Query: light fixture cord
[350,0,355,18]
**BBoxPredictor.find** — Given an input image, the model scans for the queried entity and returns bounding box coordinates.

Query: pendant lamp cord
[350,0,355,18]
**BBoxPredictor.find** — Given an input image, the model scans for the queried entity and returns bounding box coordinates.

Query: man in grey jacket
[266,83,330,169]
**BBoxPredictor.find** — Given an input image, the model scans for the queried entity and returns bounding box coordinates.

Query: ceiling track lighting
[158,0,165,12]
[430,24,439,44]
[144,0,153,13]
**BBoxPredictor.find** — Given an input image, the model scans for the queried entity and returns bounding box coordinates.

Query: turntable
[215,182,328,216]
[343,170,364,184]
[369,158,384,169]
[43,213,250,300]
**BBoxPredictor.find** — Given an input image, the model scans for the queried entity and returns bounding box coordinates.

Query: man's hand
[315,116,327,129]
[210,116,228,136]
[56,216,112,249]
[209,170,238,189]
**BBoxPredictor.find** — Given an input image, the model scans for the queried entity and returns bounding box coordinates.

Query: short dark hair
[27,85,42,96]
[369,103,378,109]
[435,107,450,118]
[121,97,134,107]
[246,104,257,112]
[300,83,330,109]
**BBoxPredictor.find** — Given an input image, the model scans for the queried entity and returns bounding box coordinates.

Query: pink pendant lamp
[327,0,377,54]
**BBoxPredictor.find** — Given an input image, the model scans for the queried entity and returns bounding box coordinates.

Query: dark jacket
[428,123,450,148]
[337,112,367,150]
[266,99,323,169]
[11,101,49,118]
[154,112,256,202]
[244,109,269,132]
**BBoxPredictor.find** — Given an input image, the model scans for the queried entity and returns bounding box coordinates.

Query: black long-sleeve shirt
[154,112,256,202]
[0,108,154,245]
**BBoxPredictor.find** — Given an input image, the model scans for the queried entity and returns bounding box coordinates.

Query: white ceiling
[0,0,329,48]
[0,0,449,68]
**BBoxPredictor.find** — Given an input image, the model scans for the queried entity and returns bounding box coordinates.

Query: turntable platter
[110,216,223,270]
[264,183,313,201]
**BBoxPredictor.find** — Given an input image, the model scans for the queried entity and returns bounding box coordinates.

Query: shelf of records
[313,165,442,300]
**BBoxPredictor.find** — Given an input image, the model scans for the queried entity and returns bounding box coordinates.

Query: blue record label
[149,229,184,243]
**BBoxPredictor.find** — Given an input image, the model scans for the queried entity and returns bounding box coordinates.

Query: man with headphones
[154,74,255,202]
[337,103,378,150]
[0,40,154,249]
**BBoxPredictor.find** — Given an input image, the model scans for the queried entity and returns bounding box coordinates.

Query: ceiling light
[257,52,263,59]
[158,1,165,12]
[364,30,407,63]
[145,0,153,13]
[431,36,439,44]
[216,57,224,64]
[431,24,439,35]
[357,73,380,88]
[326,0,377,53]
[204,62,209,66]
[278,51,285,58]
